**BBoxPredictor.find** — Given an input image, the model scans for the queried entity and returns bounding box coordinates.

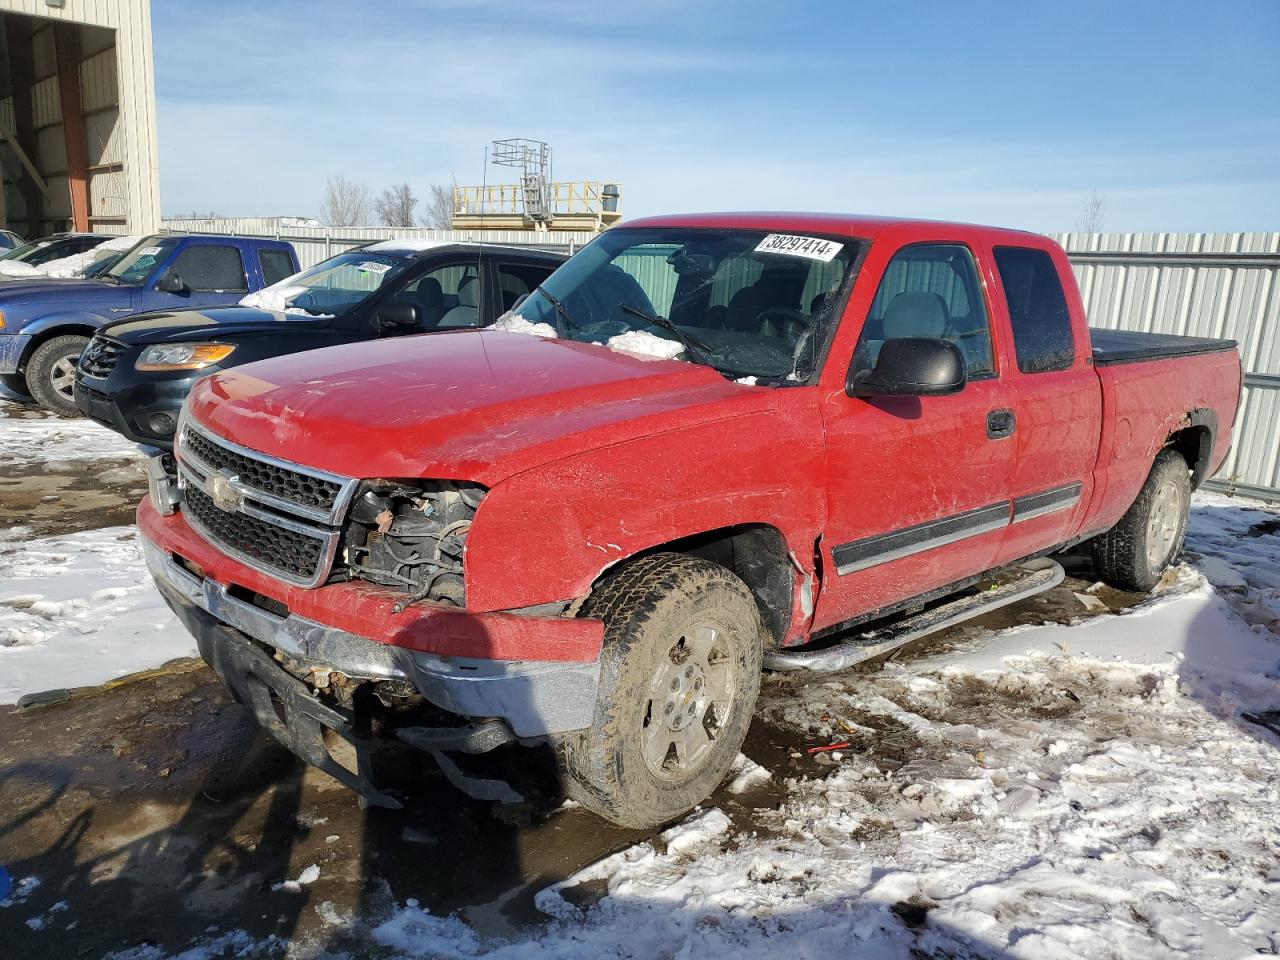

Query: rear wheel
[26,334,89,417]
[557,553,764,829]
[1091,448,1191,592]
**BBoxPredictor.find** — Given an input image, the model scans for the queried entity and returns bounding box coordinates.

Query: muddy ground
[0,412,1148,958]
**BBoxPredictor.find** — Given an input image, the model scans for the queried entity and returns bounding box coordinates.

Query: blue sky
[152,1,1280,232]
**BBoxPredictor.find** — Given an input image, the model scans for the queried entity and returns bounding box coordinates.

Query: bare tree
[321,176,372,227]
[420,184,455,230]
[375,182,418,228]
[1076,189,1107,234]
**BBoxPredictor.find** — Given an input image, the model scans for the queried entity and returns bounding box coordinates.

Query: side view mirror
[376,302,420,331]
[846,337,966,398]
[157,272,188,295]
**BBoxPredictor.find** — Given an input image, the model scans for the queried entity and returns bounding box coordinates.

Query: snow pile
[0,235,140,281]
[605,330,685,361]
[364,238,451,253]
[491,313,688,362]
[0,397,145,465]
[0,526,190,704]
[239,282,308,314]
[491,314,557,338]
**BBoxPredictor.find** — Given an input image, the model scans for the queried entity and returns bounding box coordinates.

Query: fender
[14,310,116,362]
[464,403,828,618]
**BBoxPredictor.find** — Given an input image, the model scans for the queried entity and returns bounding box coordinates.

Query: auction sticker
[355,261,392,274]
[137,246,163,256]
[755,234,843,262]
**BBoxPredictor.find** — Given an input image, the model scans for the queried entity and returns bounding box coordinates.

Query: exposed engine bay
[341,480,484,607]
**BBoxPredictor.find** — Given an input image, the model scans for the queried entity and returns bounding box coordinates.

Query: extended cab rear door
[983,241,1100,564]
[813,239,1018,632]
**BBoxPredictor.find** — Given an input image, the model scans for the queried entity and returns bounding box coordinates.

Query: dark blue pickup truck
[0,233,298,415]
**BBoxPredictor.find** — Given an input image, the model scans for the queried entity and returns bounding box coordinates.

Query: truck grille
[78,335,124,379]
[177,422,357,587]
[183,483,327,583]
[180,423,349,521]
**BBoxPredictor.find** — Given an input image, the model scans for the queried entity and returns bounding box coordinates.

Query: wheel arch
[591,523,799,648]
[17,316,102,369]
[1166,407,1218,489]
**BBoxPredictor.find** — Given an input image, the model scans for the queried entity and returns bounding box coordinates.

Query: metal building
[0,0,158,237]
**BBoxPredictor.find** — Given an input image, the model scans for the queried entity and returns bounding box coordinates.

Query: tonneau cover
[1090,328,1238,366]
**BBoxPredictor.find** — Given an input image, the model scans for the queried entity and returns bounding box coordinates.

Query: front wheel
[557,553,764,829]
[1091,448,1191,592]
[26,334,89,417]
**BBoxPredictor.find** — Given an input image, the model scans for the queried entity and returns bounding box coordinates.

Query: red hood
[185,330,758,483]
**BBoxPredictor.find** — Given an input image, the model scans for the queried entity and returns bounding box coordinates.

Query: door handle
[986,408,1016,439]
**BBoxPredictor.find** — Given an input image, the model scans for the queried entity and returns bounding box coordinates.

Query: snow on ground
[0,395,146,466]
[0,524,188,703]
[84,491,1277,960]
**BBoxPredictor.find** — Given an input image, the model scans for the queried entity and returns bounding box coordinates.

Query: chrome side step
[764,558,1065,673]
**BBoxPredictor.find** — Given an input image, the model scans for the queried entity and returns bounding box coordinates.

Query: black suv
[74,242,568,450]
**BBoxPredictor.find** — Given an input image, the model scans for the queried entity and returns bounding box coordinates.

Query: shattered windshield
[242,251,414,316]
[512,227,860,381]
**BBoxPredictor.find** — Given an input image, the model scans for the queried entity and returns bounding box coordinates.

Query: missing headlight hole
[343,480,484,608]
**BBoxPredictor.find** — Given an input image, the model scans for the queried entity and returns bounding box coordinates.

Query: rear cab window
[994,246,1075,373]
[258,248,296,286]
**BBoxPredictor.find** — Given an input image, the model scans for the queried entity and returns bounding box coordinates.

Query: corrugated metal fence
[1050,232,1280,500]
[162,221,1280,499]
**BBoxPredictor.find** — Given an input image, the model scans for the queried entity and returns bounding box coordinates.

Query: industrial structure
[449,138,622,234]
[0,0,159,237]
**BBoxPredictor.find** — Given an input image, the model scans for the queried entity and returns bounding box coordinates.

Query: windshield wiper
[617,303,716,363]
[534,285,579,336]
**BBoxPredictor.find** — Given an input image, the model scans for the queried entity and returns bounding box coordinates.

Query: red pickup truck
[138,214,1242,827]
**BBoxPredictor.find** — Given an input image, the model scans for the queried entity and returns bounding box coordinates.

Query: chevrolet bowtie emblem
[207,472,243,512]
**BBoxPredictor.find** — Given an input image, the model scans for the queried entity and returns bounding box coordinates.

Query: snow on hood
[491,313,557,338]
[0,234,141,281]
[363,238,451,253]
[238,275,333,319]
[493,312,687,362]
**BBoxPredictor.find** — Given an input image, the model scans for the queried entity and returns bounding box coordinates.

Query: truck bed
[1090,328,1238,366]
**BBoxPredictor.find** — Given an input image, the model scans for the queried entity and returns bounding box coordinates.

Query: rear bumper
[0,333,32,374]
[139,496,602,738]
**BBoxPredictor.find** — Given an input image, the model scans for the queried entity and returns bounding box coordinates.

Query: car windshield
[513,227,861,381]
[105,236,180,284]
[256,251,415,316]
[0,238,54,262]
[83,250,127,278]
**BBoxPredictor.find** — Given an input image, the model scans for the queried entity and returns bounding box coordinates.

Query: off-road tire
[26,334,89,417]
[557,552,764,829]
[1091,448,1192,592]
[0,372,31,399]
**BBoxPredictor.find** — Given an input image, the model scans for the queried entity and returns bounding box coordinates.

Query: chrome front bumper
[143,538,600,737]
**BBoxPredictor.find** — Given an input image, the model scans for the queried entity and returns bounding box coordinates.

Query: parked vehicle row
[0,233,298,414]
[74,242,566,447]
[130,212,1242,828]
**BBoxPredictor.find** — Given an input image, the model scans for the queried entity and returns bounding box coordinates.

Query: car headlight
[135,343,235,371]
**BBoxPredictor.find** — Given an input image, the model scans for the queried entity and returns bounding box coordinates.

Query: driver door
[812,241,1018,632]
[142,244,248,312]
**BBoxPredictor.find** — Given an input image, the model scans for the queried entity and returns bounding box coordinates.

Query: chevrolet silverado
[138,213,1242,827]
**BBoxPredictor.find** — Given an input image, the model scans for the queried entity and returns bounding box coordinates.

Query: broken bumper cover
[139,500,603,740]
